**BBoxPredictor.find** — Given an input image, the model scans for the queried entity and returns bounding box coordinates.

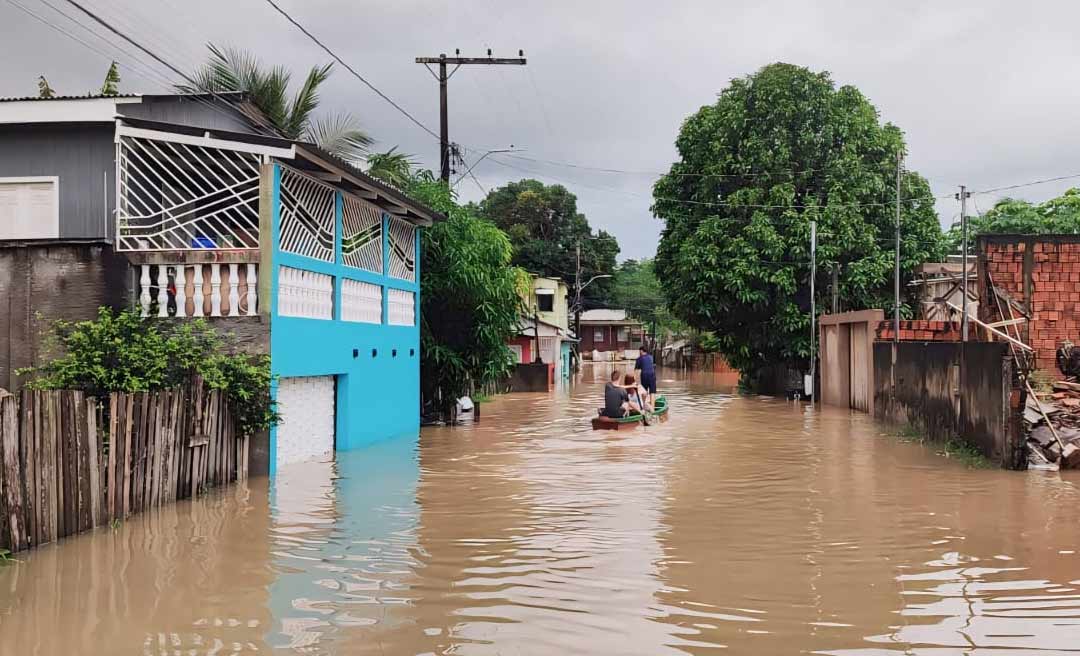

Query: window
[0,177,59,240]
[536,288,555,312]
[594,328,604,342]
[508,344,523,363]
[617,327,629,342]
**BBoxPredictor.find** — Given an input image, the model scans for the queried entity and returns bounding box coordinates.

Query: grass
[892,424,993,469]
[472,394,493,403]
[0,548,17,565]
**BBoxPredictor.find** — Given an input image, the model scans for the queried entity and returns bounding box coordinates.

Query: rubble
[1025,381,1080,469]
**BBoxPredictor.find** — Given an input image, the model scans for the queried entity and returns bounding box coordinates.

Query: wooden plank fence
[0,380,249,554]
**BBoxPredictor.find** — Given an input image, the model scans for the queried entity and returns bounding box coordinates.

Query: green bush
[19,307,277,435]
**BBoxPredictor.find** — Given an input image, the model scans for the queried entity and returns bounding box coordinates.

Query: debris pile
[1025,380,1080,470]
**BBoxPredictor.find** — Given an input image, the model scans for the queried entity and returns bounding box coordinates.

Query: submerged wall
[873,341,1024,468]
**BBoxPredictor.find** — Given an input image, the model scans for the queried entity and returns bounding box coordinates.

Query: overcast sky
[3,0,1080,260]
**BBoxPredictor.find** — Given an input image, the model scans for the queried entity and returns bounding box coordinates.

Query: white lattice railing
[137,263,257,318]
[277,266,333,320]
[340,278,382,324]
[117,135,261,251]
[342,194,383,273]
[387,217,416,282]
[387,289,415,326]
[278,167,335,263]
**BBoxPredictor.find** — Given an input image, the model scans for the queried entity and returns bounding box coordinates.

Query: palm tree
[181,44,373,163]
[366,147,419,188]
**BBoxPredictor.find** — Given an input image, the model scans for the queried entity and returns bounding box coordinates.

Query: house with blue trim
[0,94,441,474]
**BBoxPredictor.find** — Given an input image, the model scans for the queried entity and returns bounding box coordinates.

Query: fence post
[1,391,27,552]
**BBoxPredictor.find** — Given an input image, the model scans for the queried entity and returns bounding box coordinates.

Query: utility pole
[574,241,582,345]
[957,185,972,341]
[415,50,527,181]
[809,220,817,400]
[894,150,903,344]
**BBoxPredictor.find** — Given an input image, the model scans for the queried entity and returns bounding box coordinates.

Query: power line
[261,0,441,141]
[488,155,955,211]
[971,172,1080,196]
[58,0,283,138]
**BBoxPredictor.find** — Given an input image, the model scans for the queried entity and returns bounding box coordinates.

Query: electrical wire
[260,0,441,141]
[57,0,284,138]
[971,172,1080,196]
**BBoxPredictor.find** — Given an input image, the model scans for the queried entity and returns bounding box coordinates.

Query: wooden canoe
[591,396,668,430]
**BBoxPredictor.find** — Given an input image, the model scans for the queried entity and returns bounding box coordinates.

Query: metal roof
[117,116,445,225]
[0,91,247,103]
[580,309,632,322]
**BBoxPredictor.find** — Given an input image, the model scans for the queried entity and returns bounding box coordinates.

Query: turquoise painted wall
[268,164,421,473]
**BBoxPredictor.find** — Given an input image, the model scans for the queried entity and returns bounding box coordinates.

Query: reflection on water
[2,369,1080,655]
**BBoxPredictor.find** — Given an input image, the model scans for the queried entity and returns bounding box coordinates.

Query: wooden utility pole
[415,50,527,181]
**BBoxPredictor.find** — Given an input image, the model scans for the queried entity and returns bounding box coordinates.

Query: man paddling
[634,346,657,402]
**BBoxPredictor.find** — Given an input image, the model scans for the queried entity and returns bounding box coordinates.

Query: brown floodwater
[3,366,1080,655]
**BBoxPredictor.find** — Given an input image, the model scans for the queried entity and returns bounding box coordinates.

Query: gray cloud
[3,0,1079,259]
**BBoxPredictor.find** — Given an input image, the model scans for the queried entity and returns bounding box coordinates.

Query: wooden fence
[0,381,248,554]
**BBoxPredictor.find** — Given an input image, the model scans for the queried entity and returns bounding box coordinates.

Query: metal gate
[275,376,336,468]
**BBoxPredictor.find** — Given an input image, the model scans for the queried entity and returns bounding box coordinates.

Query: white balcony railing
[137,262,258,318]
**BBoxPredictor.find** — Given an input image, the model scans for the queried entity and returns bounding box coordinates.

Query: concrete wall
[0,124,115,240]
[0,241,129,391]
[873,341,1023,469]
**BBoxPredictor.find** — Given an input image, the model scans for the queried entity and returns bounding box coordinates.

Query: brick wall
[875,320,962,342]
[979,236,1080,372]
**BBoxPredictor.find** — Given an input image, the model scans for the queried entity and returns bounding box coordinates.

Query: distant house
[578,309,645,360]
[507,275,572,383]
[0,92,442,474]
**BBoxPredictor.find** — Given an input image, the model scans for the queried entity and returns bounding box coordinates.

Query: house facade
[507,275,572,382]
[578,309,645,360]
[0,94,440,475]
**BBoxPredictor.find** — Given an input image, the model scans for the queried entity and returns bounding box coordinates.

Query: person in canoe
[602,369,631,418]
[635,346,657,404]
[624,373,653,414]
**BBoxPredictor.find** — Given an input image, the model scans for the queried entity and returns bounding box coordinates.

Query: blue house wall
[267,163,421,474]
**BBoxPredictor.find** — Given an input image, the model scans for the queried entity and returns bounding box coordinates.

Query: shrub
[19,307,277,435]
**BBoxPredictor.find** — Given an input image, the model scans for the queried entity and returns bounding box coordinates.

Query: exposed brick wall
[979,236,1080,372]
[875,320,962,342]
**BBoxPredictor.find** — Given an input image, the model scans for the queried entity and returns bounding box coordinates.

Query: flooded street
[3,368,1080,655]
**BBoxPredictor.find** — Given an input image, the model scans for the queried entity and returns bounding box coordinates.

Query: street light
[452,147,519,189]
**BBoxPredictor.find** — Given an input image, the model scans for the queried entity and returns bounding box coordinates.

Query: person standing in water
[634,346,657,401]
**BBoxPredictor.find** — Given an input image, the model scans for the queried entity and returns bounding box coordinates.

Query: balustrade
[137,262,258,318]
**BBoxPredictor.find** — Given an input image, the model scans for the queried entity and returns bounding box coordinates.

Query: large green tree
[946,188,1080,250]
[473,179,619,307]
[183,44,372,162]
[653,63,944,380]
[611,258,685,337]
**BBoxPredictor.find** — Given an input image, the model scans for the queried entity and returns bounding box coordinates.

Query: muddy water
[3,367,1080,655]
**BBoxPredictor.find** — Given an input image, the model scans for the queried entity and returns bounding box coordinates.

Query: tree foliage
[653,63,945,379]
[19,308,277,435]
[473,179,619,307]
[100,61,121,96]
[182,44,373,162]
[611,258,686,337]
[366,147,419,189]
[405,178,527,410]
[946,188,1080,250]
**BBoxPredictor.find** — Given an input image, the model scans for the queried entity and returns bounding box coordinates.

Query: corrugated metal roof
[0,93,139,102]
[0,91,246,102]
[580,309,629,322]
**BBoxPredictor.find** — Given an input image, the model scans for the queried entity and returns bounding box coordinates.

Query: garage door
[276,376,336,468]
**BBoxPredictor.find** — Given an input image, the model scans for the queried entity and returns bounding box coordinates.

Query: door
[276,376,336,468]
[849,324,869,412]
